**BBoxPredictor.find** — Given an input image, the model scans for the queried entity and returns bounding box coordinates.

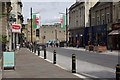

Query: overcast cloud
[21,0,75,25]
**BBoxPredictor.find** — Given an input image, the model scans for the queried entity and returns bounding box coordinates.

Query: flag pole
[66,8,68,46]
[31,7,32,43]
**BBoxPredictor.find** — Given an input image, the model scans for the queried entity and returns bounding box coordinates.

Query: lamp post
[31,7,32,43]
[66,8,68,46]
[55,25,57,42]
[59,8,69,46]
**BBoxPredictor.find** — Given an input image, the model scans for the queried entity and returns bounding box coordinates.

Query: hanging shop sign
[12,24,21,33]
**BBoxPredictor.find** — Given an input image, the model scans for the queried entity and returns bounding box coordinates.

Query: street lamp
[55,25,57,42]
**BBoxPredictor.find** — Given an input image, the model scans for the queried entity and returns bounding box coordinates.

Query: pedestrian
[50,42,52,47]
[51,41,53,47]
[76,40,79,48]
[54,42,56,47]
[56,43,58,47]
[88,41,90,46]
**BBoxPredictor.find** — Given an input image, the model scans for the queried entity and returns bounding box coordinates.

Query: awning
[108,30,120,35]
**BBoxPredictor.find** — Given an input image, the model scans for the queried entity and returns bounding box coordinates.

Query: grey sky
[21,0,76,25]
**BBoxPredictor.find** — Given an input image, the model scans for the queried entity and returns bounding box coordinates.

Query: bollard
[38,48,40,56]
[53,50,56,64]
[32,46,33,52]
[72,54,76,73]
[44,48,46,59]
[30,47,31,51]
[34,47,36,53]
[116,64,120,80]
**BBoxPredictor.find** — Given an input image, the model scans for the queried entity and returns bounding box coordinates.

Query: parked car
[36,44,46,51]
[46,40,56,45]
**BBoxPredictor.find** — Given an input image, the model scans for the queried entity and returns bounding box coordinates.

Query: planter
[97,46,107,52]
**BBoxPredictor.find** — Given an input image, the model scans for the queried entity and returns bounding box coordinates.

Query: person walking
[76,40,79,48]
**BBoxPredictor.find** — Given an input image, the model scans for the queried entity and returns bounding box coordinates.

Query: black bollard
[32,46,33,52]
[34,47,36,53]
[44,48,46,59]
[116,64,120,80]
[38,48,40,56]
[72,54,76,73]
[30,47,31,51]
[53,50,56,64]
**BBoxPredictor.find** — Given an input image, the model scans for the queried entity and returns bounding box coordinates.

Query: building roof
[69,2,84,10]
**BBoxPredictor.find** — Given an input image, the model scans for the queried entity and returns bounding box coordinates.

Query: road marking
[36,50,114,78]
[37,56,88,78]
[73,73,87,78]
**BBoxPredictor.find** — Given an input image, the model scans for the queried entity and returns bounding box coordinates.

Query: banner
[61,14,66,29]
[12,24,21,33]
[33,14,40,29]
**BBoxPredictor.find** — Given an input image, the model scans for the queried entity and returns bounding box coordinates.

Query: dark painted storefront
[69,27,84,47]
[84,24,108,47]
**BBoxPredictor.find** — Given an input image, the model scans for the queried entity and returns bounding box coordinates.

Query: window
[101,14,104,24]
[92,17,95,26]
[97,16,99,25]
[106,13,110,23]
[44,31,46,33]
[36,29,39,37]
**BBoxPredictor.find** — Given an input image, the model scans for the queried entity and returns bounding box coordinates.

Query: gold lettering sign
[5,62,13,64]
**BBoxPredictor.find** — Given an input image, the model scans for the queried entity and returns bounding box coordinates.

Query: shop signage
[3,52,15,68]
[112,23,120,30]
[107,27,112,31]
[12,24,21,33]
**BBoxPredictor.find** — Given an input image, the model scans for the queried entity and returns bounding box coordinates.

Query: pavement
[2,48,80,79]
[62,47,119,56]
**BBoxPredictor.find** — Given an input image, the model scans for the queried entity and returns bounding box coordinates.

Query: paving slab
[2,48,80,78]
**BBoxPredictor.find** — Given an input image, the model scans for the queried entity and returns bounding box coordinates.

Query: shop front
[91,24,107,47]
[84,24,108,52]
[108,23,120,50]
[84,27,92,46]
[69,27,84,47]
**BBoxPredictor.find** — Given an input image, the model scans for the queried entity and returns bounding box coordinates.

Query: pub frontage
[108,23,120,50]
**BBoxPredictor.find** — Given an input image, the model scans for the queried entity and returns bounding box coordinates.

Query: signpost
[2,52,15,70]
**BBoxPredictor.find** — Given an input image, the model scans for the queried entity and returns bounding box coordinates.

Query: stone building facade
[89,2,113,48]
[39,23,65,44]
[69,1,98,47]
[0,2,12,37]
[9,0,23,50]
[89,2,120,50]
